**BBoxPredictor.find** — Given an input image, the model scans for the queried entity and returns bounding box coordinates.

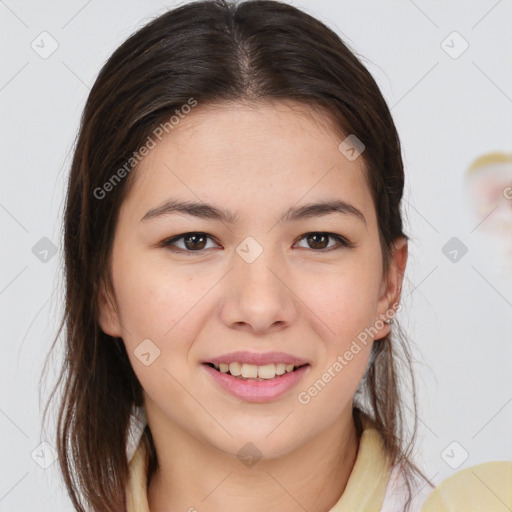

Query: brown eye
[295,232,352,251]
[306,233,329,249]
[183,233,207,250]
[163,232,219,252]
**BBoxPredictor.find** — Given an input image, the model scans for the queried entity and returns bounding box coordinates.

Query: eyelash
[161,231,354,253]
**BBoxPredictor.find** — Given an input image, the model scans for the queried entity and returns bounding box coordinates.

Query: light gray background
[1,0,511,510]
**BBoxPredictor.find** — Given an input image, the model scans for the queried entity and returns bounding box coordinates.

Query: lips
[200,351,311,402]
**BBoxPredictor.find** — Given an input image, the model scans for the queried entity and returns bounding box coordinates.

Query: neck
[147,407,360,512]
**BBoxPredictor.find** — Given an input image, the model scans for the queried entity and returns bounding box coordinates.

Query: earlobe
[97,277,123,338]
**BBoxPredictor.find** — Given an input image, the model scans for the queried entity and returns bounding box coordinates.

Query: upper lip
[204,351,309,366]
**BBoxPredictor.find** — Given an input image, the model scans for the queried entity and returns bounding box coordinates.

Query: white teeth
[241,364,258,378]
[275,363,286,375]
[229,362,242,376]
[212,362,302,379]
[257,364,276,379]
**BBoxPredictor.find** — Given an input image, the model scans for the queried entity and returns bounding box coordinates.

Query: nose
[218,246,299,335]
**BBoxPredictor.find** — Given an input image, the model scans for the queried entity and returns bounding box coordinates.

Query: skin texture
[98,100,407,512]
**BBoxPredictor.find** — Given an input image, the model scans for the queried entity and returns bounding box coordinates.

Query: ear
[374,237,408,340]
[97,275,123,338]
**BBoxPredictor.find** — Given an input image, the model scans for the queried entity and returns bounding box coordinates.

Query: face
[98,100,406,459]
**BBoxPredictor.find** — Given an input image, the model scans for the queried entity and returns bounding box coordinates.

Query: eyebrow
[140,198,366,225]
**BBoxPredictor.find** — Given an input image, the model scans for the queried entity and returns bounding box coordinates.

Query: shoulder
[420,461,512,512]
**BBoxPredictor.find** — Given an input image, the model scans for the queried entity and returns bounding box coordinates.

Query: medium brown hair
[42,1,433,510]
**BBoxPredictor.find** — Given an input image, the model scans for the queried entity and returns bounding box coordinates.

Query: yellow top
[421,460,512,512]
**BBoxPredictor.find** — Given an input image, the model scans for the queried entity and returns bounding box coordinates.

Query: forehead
[122,100,374,225]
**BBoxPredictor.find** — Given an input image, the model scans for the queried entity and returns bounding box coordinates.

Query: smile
[202,362,310,402]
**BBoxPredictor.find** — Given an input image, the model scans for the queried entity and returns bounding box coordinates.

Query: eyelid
[161,231,354,253]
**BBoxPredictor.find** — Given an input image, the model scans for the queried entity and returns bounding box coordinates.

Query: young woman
[42,1,467,510]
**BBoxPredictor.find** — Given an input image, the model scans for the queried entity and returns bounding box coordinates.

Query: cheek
[111,253,202,346]
[297,273,377,416]
[112,259,207,406]
[309,276,376,379]
[296,329,373,426]
[304,261,382,344]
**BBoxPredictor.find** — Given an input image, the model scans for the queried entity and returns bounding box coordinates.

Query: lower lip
[202,364,309,403]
